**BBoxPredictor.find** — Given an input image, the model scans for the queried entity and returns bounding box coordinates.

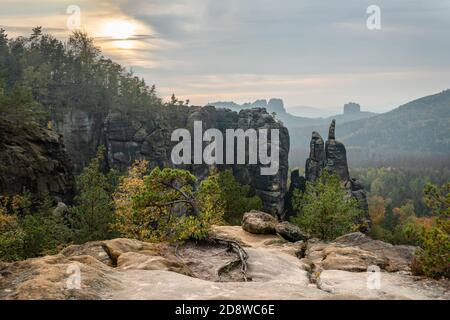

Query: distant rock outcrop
[343,102,361,115]
[286,120,369,229]
[0,119,75,203]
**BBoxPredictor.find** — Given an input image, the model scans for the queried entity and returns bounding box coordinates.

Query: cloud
[2,0,450,109]
[137,69,450,112]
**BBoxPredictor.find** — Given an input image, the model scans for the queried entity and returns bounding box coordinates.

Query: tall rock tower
[285,120,370,231]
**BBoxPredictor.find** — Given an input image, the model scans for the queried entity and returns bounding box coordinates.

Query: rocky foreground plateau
[0,212,448,300]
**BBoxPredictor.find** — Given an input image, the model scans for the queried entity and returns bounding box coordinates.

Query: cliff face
[54,105,290,214]
[53,109,106,172]
[0,119,75,203]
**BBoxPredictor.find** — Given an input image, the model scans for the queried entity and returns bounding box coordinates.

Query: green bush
[212,170,262,225]
[414,183,450,279]
[0,193,71,261]
[0,211,25,261]
[20,194,72,257]
[290,171,364,241]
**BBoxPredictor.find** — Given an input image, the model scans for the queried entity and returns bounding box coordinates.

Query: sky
[1,0,450,113]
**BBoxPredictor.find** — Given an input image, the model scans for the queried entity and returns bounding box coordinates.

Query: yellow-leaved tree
[112,161,224,243]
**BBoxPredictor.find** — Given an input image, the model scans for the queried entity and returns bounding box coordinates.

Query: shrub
[290,171,364,241]
[0,209,25,261]
[210,170,262,225]
[21,194,72,257]
[413,183,450,279]
[0,193,71,260]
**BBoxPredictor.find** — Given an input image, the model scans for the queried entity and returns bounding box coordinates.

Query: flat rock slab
[318,270,450,300]
[0,228,448,300]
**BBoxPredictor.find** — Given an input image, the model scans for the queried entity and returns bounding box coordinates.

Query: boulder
[60,241,112,266]
[334,232,416,272]
[242,211,278,234]
[316,246,388,272]
[275,222,309,242]
[101,238,162,265]
[53,202,69,216]
[307,232,416,273]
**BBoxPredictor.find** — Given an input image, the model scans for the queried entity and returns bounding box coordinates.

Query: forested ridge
[0,26,188,124]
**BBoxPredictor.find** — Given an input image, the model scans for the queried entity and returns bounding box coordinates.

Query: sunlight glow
[102,20,135,39]
[112,40,133,50]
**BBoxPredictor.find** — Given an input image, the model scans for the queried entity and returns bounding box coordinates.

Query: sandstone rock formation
[287,120,369,227]
[53,109,105,172]
[54,105,289,214]
[284,170,305,217]
[305,131,325,182]
[0,118,75,203]
[306,232,415,273]
[1,227,448,300]
[325,120,350,181]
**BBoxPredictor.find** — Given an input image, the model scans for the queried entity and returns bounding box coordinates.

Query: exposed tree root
[207,236,249,282]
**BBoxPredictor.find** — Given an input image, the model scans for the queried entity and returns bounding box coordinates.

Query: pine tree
[69,146,114,243]
[291,171,364,241]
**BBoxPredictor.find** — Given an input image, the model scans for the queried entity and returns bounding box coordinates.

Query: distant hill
[208,99,377,130]
[339,90,450,152]
[289,90,450,167]
[208,98,323,128]
[286,106,336,118]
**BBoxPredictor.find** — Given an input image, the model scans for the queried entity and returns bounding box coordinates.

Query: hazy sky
[1,0,450,112]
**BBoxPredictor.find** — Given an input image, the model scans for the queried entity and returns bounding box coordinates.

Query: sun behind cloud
[102,20,136,39]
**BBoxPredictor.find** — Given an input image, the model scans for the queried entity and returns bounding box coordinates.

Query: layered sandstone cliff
[0,118,75,203]
[54,106,289,214]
